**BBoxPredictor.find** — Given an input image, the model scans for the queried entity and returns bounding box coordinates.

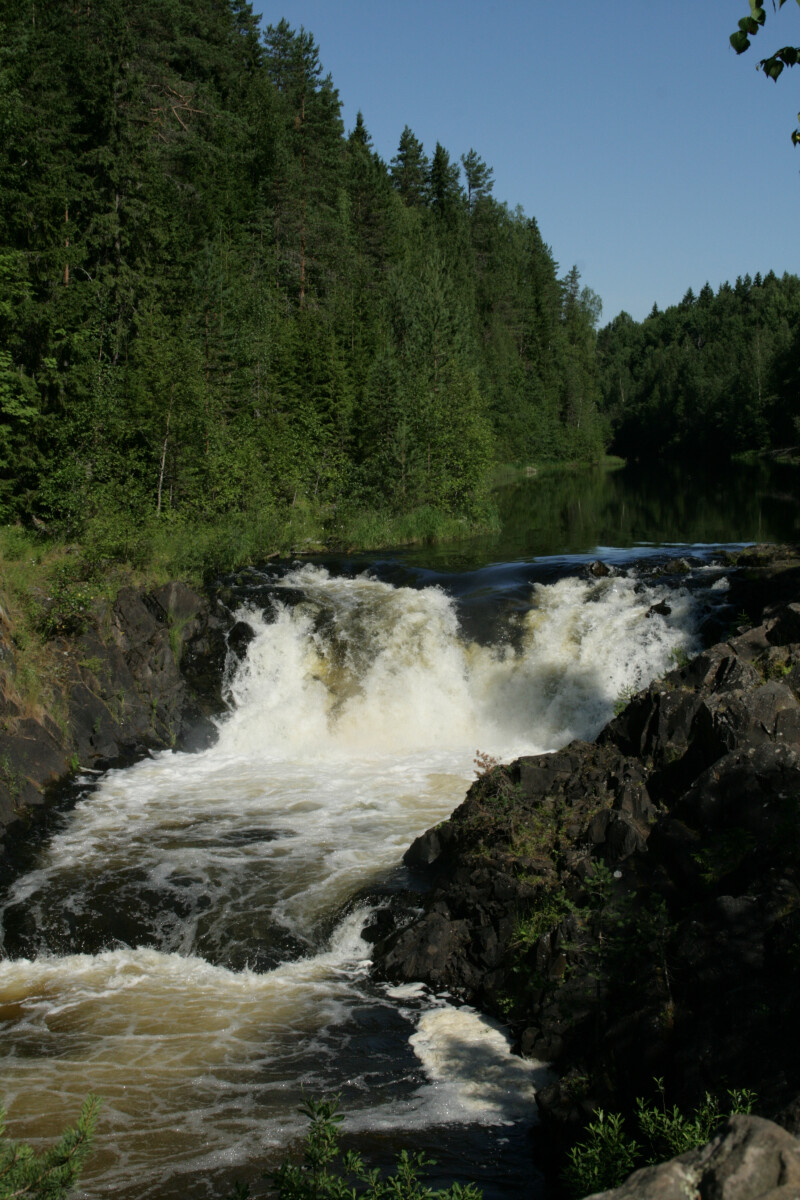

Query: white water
[0,563,710,1197]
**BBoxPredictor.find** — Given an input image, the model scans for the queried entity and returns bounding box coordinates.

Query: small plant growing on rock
[612,685,637,715]
[473,750,499,778]
[512,890,573,953]
[562,1079,755,1198]
[667,646,691,671]
[562,1109,638,1197]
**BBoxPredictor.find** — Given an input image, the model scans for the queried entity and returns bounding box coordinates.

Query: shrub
[241,1096,482,1199]
[562,1080,756,1198]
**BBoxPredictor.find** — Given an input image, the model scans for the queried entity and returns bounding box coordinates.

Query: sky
[250,0,799,324]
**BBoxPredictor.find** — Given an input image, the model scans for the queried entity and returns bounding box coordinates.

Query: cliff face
[0,581,230,867]
[371,548,800,1137]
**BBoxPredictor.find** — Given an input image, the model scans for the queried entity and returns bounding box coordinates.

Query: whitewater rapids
[0,561,718,1197]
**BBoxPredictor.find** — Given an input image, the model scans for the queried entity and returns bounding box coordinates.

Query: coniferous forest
[2,0,800,563]
[599,274,800,463]
[0,0,607,548]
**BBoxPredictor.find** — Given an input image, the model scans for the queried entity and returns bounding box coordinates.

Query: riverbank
[0,574,232,873]
[370,543,800,1187]
[0,496,502,861]
[3,535,800,1196]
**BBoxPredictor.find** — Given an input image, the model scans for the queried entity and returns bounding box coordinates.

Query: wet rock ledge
[370,545,800,1153]
[0,581,230,871]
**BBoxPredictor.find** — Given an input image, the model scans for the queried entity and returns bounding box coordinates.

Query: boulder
[372,586,800,1128]
[585,1115,800,1200]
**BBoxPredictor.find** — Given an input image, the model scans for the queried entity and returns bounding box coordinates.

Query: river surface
[0,461,798,1198]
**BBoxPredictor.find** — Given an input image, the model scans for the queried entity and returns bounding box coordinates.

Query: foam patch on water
[408,1005,554,1123]
[343,1002,554,1134]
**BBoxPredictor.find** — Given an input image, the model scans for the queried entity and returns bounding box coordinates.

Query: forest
[598,273,800,462]
[2,0,799,569]
[0,0,606,557]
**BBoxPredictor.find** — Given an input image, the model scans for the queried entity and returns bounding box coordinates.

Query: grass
[76,497,501,583]
[0,530,75,725]
[0,493,501,719]
[490,455,626,486]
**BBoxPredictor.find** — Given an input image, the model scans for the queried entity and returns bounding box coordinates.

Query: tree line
[598,272,800,461]
[0,0,606,540]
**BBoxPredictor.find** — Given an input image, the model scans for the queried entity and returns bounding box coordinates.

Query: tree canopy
[0,0,607,542]
[598,271,800,460]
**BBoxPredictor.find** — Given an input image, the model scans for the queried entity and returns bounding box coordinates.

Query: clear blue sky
[251,2,799,323]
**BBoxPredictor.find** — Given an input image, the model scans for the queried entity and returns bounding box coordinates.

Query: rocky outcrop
[371,546,800,1144]
[586,1115,800,1200]
[0,581,231,866]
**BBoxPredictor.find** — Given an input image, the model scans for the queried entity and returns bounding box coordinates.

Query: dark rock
[404,824,452,869]
[227,619,257,661]
[765,602,800,647]
[776,1095,800,1136]
[372,574,800,1138]
[375,912,473,991]
[0,580,235,861]
[601,813,648,864]
[647,600,671,618]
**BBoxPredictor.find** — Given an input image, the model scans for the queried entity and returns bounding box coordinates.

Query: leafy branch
[0,1095,100,1200]
[730,0,800,144]
[254,1096,482,1199]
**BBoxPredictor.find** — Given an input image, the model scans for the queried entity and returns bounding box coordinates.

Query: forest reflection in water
[493,458,800,558]
[399,458,800,572]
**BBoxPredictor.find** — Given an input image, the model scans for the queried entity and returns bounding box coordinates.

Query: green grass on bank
[490,455,626,486]
[0,497,501,720]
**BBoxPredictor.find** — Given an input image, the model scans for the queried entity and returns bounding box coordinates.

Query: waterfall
[0,559,719,1198]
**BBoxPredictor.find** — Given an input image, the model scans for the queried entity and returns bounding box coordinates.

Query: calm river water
[0,460,797,1198]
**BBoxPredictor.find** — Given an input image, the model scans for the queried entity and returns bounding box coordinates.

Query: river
[0,460,798,1198]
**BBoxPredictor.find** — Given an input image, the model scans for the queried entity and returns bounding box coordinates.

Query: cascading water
[0,556,730,1198]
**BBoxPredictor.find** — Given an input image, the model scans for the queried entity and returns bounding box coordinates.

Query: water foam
[0,562,705,1196]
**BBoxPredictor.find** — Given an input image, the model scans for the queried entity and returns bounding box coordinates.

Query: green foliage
[668,646,691,670]
[599,272,800,461]
[39,564,100,638]
[563,1080,756,1198]
[691,827,758,885]
[0,1095,100,1200]
[512,889,573,952]
[730,1,800,144]
[0,752,22,805]
[247,1097,482,1200]
[563,1109,639,1197]
[612,684,637,715]
[0,1,607,546]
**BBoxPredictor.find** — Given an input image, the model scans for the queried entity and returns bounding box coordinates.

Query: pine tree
[460,148,494,211]
[0,1095,100,1200]
[428,142,463,217]
[389,125,429,206]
